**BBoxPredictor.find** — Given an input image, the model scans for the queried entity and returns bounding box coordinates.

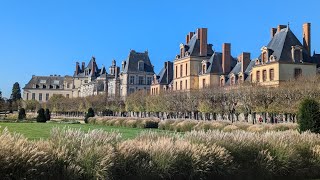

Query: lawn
[0,122,157,140]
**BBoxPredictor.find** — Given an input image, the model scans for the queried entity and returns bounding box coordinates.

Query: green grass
[0,122,160,140]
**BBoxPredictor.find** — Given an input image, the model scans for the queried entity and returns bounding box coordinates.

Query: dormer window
[270,55,277,62]
[291,45,303,63]
[202,64,206,74]
[260,46,269,64]
[138,61,144,71]
[255,59,261,65]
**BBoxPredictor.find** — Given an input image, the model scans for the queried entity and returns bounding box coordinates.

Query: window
[36,85,39,89]
[175,66,178,78]
[43,85,47,89]
[53,80,60,84]
[39,93,42,101]
[138,76,144,85]
[147,77,152,85]
[138,61,144,71]
[250,74,253,82]
[32,93,35,100]
[220,79,224,87]
[294,68,302,79]
[186,63,188,76]
[262,70,267,82]
[129,88,135,94]
[46,93,49,101]
[294,50,301,62]
[67,83,70,88]
[185,80,187,89]
[262,52,268,63]
[66,94,70,98]
[256,71,260,82]
[269,69,274,81]
[130,76,135,84]
[180,81,182,90]
[202,64,206,74]
[56,85,60,89]
[40,80,46,84]
[202,79,206,87]
[175,82,178,90]
[26,93,29,100]
[180,65,183,77]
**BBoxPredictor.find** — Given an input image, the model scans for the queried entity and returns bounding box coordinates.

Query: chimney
[166,61,173,84]
[198,28,208,56]
[277,25,287,32]
[91,59,96,76]
[75,62,80,75]
[271,28,277,39]
[222,43,231,74]
[240,52,251,73]
[186,34,190,44]
[82,62,85,72]
[303,23,311,56]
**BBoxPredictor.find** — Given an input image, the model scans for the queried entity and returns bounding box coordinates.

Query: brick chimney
[303,23,311,56]
[75,62,80,75]
[82,62,85,72]
[186,34,190,44]
[198,28,208,56]
[240,52,251,73]
[222,43,231,74]
[271,28,277,39]
[277,25,287,32]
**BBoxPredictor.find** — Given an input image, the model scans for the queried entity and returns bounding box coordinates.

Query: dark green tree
[84,108,95,123]
[45,109,51,121]
[18,108,26,120]
[298,98,320,133]
[36,108,47,123]
[11,82,21,101]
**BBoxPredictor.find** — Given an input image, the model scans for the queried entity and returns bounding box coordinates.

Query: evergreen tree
[45,109,51,121]
[84,108,95,123]
[298,98,320,133]
[36,108,47,123]
[11,82,21,101]
[18,108,26,120]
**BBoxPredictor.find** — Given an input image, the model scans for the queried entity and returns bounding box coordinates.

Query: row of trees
[4,77,320,122]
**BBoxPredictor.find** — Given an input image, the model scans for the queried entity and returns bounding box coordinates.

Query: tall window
[239,75,243,84]
[130,76,135,84]
[129,88,135,94]
[147,77,152,85]
[203,79,206,87]
[39,93,42,101]
[175,82,178,90]
[262,70,267,82]
[202,65,206,74]
[180,81,182,90]
[180,65,183,77]
[262,52,268,63]
[138,61,144,71]
[175,66,178,78]
[256,71,260,82]
[186,63,188,76]
[26,93,29,100]
[32,93,35,100]
[294,50,301,62]
[220,79,224,87]
[138,76,144,85]
[294,68,302,79]
[46,93,49,101]
[66,94,70,98]
[269,69,274,81]
[185,80,187,89]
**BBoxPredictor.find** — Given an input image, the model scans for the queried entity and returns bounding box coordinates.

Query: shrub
[18,108,26,120]
[36,108,46,123]
[85,108,95,124]
[298,98,320,133]
[45,109,51,121]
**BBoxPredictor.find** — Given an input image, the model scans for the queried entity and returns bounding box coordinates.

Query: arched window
[294,50,301,62]
[262,52,268,64]
[269,69,274,81]
[262,70,267,82]
[180,81,182,90]
[256,71,260,82]
[220,79,224,87]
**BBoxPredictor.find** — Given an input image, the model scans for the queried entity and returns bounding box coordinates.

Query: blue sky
[0,0,319,98]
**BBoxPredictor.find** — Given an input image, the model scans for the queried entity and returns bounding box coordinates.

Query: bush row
[88,117,160,129]
[2,128,320,179]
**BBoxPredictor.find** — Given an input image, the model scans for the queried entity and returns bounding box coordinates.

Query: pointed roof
[263,27,312,62]
[122,50,155,73]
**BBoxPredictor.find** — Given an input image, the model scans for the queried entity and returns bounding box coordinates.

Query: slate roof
[74,57,106,78]
[261,27,312,63]
[186,33,214,57]
[156,61,173,85]
[23,76,65,89]
[122,50,155,73]
[201,52,237,75]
